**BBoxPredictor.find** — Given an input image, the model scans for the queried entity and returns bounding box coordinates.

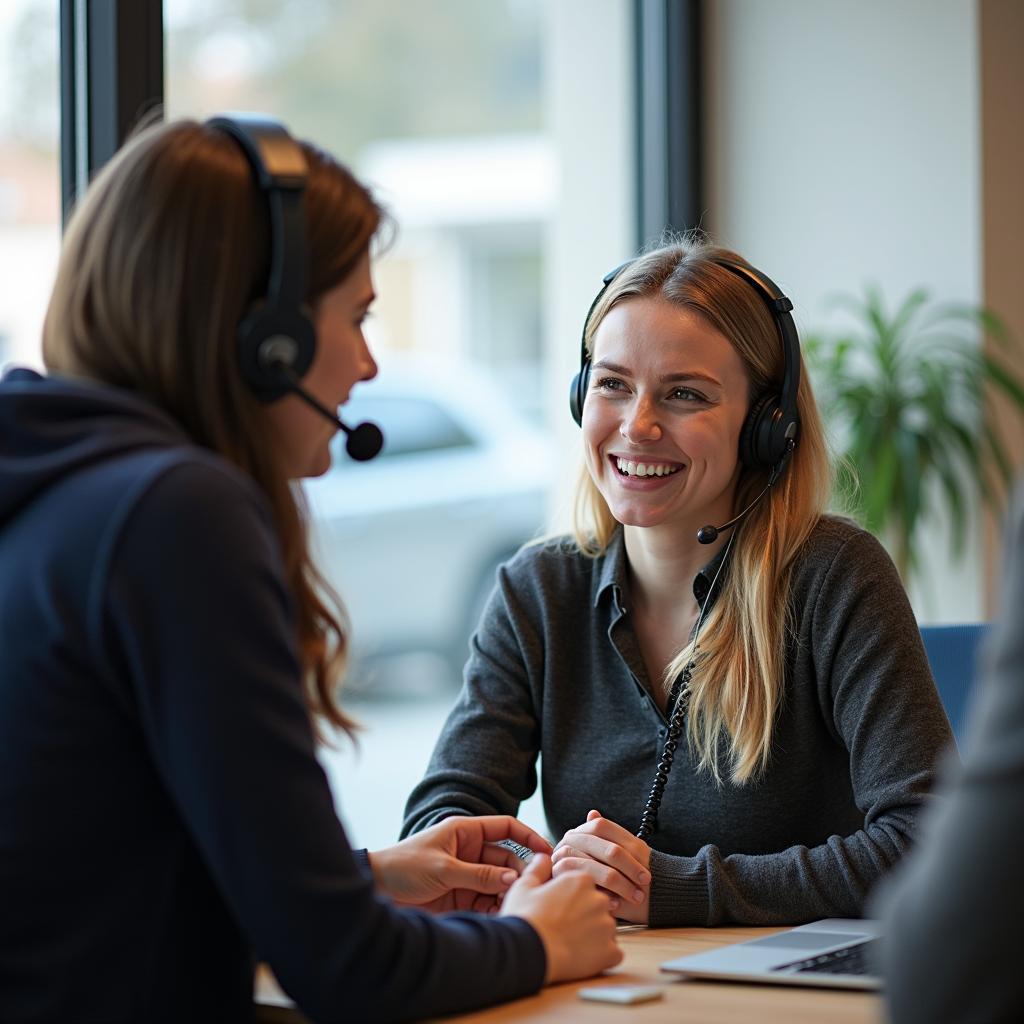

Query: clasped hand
[552,809,652,924]
[371,813,623,982]
[369,815,551,914]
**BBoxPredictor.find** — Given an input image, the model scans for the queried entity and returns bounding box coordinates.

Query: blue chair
[919,623,988,749]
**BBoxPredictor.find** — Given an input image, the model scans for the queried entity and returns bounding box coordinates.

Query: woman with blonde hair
[403,238,953,927]
[0,115,621,1023]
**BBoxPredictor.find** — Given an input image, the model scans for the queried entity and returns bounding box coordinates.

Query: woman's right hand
[499,853,622,983]
[551,810,652,924]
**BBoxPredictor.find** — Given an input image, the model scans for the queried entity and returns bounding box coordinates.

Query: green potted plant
[805,286,1024,582]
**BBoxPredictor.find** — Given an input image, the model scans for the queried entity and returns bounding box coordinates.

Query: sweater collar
[594,526,731,613]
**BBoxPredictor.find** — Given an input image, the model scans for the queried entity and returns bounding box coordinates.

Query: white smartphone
[578,984,664,1005]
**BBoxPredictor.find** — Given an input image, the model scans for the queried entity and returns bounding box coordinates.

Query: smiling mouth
[612,456,682,478]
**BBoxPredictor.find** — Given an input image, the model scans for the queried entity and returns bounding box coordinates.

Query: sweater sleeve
[100,460,545,1023]
[873,498,1024,1023]
[401,559,543,838]
[648,527,954,926]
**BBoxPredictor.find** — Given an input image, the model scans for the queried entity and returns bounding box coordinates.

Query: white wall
[705,0,982,622]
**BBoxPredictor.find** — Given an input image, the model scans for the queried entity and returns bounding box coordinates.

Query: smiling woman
[403,235,955,931]
[583,299,750,535]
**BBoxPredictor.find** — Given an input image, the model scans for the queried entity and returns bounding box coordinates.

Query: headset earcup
[569,359,591,427]
[739,393,778,469]
[237,305,317,402]
[740,392,799,469]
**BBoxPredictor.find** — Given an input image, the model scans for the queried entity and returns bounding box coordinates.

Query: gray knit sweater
[402,516,954,927]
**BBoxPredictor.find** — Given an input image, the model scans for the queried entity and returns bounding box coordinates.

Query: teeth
[615,458,680,478]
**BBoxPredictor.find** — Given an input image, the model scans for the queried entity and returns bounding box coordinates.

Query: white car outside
[302,360,554,694]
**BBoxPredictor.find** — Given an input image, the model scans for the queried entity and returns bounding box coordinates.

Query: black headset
[568,255,801,472]
[207,112,383,461]
[208,113,316,401]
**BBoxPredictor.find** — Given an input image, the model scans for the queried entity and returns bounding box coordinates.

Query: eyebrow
[591,359,722,388]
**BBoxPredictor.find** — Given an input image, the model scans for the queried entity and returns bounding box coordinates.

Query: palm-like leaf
[806,288,1024,581]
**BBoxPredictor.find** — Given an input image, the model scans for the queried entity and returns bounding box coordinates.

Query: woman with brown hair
[403,238,954,928]
[0,115,619,1023]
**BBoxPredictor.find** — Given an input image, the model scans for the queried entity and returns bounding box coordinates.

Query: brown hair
[43,118,386,734]
[573,236,831,782]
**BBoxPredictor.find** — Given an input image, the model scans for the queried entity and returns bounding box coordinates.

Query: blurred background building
[1,0,1021,848]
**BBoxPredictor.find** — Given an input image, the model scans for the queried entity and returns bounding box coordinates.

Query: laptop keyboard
[772,938,879,977]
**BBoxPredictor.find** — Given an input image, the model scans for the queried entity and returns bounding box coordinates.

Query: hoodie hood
[0,367,191,529]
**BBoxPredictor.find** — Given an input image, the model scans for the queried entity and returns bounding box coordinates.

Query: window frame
[59,0,163,226]
[634,0,703,242]
[59,2,698,245]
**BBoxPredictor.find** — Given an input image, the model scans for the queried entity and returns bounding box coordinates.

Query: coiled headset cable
[636,529,736,842]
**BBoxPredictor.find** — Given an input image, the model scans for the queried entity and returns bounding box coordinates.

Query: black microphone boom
[696,440,795,545]
[263,349,384,462]
[288,381,383,462]
[696,490,766,545]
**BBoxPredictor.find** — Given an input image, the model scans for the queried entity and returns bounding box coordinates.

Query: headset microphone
[696,491,767,545]
[692,442,794,548]
[696,440,795,545]
[339,419,385,462]
[260,339,384,462]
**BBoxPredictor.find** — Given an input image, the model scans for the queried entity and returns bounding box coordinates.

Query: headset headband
[713,257,801,431]
[207,113,317,403]
[570,252,802,469]
[207,113,309,312]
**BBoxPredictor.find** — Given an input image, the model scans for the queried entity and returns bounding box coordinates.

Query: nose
[620,395,662,444]
[360,339,378,383]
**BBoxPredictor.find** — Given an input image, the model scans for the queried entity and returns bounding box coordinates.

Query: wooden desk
[256,925,883,1023]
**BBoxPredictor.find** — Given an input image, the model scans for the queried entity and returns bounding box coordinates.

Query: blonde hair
[42,118,387,735]
[572,237,831,783]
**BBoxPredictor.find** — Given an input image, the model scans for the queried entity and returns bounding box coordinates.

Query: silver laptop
[660,919,883,990]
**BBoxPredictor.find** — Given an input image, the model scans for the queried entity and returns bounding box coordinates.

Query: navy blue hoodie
[0,369,544,1023]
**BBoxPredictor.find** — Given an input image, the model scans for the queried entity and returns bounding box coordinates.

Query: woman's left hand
[369,815,553,914]
[551,810,652,924]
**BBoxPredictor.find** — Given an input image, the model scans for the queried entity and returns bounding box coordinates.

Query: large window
[163,0,635,849]
[0,0,59,371]
[166,0,547,416]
